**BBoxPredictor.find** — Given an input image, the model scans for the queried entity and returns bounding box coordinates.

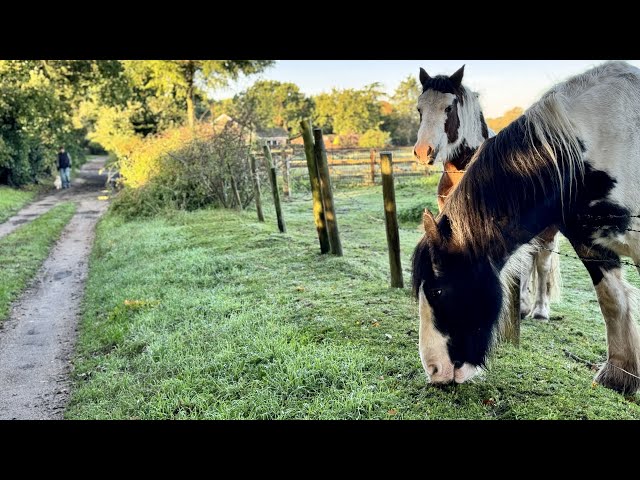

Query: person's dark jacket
[57,152,71,169]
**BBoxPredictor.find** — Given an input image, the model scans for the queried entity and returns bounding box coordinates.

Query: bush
[358,129,391,148]
[111,120,266,218]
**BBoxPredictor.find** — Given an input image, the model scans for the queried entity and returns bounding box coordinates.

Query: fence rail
[256,146,432,186]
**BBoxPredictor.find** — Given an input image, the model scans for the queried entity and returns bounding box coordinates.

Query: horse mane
[441,84,585,258]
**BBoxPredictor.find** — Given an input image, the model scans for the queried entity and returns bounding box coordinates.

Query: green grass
[0,202,76,321]
[0,186,36,224]
[67,176,640,419]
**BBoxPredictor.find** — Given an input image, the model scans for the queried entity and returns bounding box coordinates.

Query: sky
[212,60,640,118]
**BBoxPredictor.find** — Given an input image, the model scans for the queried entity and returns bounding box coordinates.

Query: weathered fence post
[249,154,264,222]
[500,279,521,344]
[227,162,243,210]
[282,150,291,201]
[380,152,403,288]
[370,148,376,184]
[263,144,286,233]
[301,120,330,253]
[313,128,343,256]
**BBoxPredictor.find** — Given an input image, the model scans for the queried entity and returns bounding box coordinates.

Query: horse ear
[449,64,465,87]
[423,208,439,244]
[419,67,430,87]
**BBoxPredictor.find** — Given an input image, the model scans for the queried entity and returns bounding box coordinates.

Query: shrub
[111,119,266,218]
[358,129,391,148]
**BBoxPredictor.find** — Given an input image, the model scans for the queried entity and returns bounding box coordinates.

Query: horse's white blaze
[418,288,454,383]
[415,84,490,165]
[415,91,454,162]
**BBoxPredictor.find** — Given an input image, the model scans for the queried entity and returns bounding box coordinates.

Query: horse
[413,65,561,321]
[411,60,640,394]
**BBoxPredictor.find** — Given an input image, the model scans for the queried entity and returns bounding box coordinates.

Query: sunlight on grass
[67,177,640,419]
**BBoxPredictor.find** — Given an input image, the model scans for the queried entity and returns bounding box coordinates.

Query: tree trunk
[186,61,196,129]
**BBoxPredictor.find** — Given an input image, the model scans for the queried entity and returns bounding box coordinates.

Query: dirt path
[0,158,108,240]
[0,156,109,419]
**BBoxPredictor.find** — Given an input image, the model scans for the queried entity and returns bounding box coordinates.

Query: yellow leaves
[387,409,397,416]
[117,124,216,189]
[295,286,305,292]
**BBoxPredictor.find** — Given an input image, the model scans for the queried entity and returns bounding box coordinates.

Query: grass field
[0,203,76,322]
[67,177,640,419]
[0,186,36,224]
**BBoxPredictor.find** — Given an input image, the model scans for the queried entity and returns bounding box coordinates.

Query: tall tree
[124,61,274,128]
[313,84,384,136]
[384,75,421,146]
[238,80,313,132]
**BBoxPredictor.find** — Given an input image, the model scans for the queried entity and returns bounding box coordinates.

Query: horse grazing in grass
[413,65,561,321]
[411,61,640,394]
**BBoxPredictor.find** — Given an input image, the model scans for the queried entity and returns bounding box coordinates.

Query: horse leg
[530,238,557,320]
[519,251,535,319]
[573,243,640,394]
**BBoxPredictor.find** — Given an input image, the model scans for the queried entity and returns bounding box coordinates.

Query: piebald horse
[413,65,561,321]
[412,61,640,394]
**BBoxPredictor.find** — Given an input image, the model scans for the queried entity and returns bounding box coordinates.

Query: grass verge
[67,176,640,419]
[0,187,36,224]
[0,202,76,321]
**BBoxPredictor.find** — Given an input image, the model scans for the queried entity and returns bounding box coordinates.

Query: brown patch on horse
[437,161,466,211]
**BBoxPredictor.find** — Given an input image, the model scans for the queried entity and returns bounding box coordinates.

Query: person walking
[57,146,72,189]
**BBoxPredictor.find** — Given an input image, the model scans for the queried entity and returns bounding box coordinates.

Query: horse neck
[443,116,567,268]
[442,86,491,169]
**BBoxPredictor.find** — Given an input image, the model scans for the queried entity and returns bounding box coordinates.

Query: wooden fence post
[313,128,343,256]
[227,162,243,210]
[263,144,286,233]
[370,148,376,184]
[301,120,330,254]
[249,155,264,222]
[282,150,291,201]
[380,152,403,288]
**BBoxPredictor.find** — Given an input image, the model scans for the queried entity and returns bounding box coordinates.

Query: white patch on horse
[415,84,491,165]
[418,287,456,383]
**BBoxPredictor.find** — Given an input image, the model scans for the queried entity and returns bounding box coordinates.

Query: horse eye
[427,288,442,299]
[445,105,453,113]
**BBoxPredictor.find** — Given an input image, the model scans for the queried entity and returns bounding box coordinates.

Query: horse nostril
[413,147,418,159]
[453,361,464,369]
[427,363,440,376]
[426,145,434,157]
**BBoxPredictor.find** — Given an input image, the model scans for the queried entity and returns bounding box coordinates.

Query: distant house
[213,114,240,130]
[256,127,289,147]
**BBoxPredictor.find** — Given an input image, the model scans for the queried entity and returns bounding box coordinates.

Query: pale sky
[212,60,640,118]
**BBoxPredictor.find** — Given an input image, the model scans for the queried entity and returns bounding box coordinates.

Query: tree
[123,61,273,128]
[0,61,94,185]
[358,129,391,148]
[384,75,421,146]
[238,80,313,133]
[312,84,384,138]
[486,107,524,133]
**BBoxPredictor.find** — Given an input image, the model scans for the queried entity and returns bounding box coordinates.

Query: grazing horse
[413,65,561,320]
[411,61,640,394]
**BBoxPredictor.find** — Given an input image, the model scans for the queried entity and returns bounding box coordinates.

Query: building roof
[256,127,289,138]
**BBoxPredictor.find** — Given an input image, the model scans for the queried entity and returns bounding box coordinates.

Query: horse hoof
[595,362,640,394]
[532,312,549,321]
